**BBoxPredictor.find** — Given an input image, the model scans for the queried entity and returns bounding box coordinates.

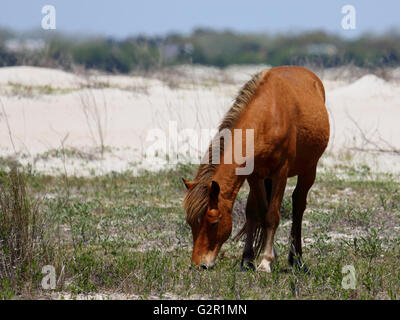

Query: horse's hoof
[240,261,256,272]
[257,260,273,273]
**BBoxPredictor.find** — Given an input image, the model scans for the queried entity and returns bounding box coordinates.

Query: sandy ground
[0,65,399,176]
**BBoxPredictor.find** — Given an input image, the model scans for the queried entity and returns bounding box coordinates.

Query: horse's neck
[213,163,246,208]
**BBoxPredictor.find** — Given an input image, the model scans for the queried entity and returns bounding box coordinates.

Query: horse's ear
[182,177,195,190]
[208,180,220,205]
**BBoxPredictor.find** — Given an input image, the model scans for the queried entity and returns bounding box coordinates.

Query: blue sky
[1,0,399,38]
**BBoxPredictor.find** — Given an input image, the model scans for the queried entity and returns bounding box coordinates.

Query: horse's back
[266,66,325,103]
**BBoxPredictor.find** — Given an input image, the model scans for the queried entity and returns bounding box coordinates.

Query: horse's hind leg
[288,165,317,273]
[264,178,272,204]
[240,178,267,271]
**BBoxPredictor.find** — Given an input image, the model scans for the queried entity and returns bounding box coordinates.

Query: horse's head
[182,178,232,269]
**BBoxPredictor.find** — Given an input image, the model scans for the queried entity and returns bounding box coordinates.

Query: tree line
[1,28,399,72]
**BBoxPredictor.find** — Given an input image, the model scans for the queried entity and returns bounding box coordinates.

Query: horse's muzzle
[190,261,215,271]
[200,263,214,270]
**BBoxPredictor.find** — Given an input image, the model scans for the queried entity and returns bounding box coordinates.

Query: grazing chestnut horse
[182,66,329,272]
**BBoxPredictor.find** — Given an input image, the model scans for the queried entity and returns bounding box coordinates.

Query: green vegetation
[0,166,55,298]
[0,157,399,299]
[1,28,400,72]
[5,82,75,98]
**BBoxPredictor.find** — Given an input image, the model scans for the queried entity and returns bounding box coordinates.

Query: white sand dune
[0,66,85,89]
[0,65,399,176]
[326,74,400,152]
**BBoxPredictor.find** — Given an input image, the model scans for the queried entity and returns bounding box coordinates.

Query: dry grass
[0,166,54,298]
[0,158,398,300]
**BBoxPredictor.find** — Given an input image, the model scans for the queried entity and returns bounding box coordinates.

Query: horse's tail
[233,222,267,259]
[253,225,267,258]
[314,79,326,103]
[233,223,246,241]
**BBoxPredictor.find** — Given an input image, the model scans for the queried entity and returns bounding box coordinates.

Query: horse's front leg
[258,165,288,272]
[240,178,267,271]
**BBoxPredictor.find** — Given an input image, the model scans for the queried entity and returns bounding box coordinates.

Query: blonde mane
[183,70,267,224]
